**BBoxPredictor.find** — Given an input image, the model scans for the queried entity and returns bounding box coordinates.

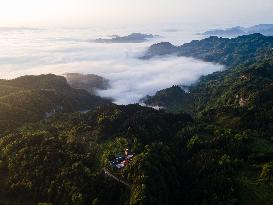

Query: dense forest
[0,34,273,205]
[142,33,273,67]
[0,74,111,135]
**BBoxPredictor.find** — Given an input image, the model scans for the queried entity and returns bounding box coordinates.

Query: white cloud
[97,57,223,104]
[0,28,223,104]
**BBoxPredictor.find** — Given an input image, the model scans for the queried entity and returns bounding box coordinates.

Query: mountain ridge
[142,33,273,67]
[0,74,111,134]
[201,24,273,36]
[94,33,160,43]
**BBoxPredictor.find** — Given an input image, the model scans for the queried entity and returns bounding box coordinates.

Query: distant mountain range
[201,24,273,36]
[0,27,43,31]
[141,33,273,67]
[94,33,160,43]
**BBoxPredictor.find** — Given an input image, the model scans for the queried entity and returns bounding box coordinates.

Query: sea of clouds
[0,27,224,104]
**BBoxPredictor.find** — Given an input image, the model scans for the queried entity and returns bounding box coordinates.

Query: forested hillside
[142,33,273,67]
[0,34,273,205]
[1,103,273,204]
[3,104,272,205]
[140,85,194,114]
[0,74,111,135]
[138,36,273,205]
[143,47,273,134]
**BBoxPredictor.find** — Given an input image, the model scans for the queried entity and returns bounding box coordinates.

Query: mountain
[0,103,268,205]
[201,24,273,37]
[0,104,194,205]
[191,51,273,132]
[1,93,273,204]
[136,50,273,204]
[0,74,111,134]
[94,33,159,43]
[142,35,273,134]
[1,34,273,205]
[142,43,273,133]
[64,73,110,95]
[142,33,273,67]
[201,26,246,36]
[247,24,273,35]
[140,85,194,114]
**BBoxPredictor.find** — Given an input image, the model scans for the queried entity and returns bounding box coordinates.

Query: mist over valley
[0,27,223,104]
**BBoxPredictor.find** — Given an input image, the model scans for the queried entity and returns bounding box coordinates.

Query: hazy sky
[0,0,272,28]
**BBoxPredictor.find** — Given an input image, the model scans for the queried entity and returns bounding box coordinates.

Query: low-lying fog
[0,27,224,104]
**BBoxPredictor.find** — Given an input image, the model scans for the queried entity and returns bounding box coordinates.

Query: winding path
[103,168,131,188]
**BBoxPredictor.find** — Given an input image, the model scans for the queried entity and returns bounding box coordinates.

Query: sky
[0,0,273,28]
